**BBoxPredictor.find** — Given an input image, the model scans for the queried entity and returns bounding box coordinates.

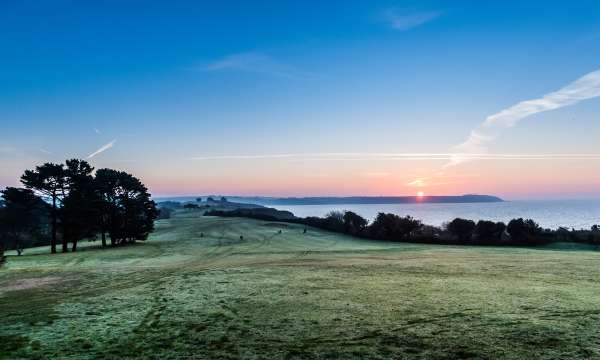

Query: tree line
[206,208,600,247]
[0,159,158,256]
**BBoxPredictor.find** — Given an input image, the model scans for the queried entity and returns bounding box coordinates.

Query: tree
[62,159,99,252]
[342,211,368,235]
[368,213,421,241]
[183,203,200,210]
[396,215,422,239]
[324,211,345,232]
[0,187,49,255]
[94,168,120,247]
[117,172,158,243]
[21,163,66,253]
[447,218,476,242]
[507,218,541,244]
[95,169,158,245]
[157,207,173,220]
[473,220,505,244]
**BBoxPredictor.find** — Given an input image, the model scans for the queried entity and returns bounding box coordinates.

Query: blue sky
[2,1,600,198]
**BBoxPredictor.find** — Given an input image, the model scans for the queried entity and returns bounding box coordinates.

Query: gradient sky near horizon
[2,0,600,199]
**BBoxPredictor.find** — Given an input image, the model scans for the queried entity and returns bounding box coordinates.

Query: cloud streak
[87,139,116,159]
[199,51,311,79]
[448,69,600,166]
[383,9,441,31]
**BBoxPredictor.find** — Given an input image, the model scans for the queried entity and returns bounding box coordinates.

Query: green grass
[2,210,600,359]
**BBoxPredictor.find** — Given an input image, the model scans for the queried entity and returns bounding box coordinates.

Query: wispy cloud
[383,9,441,31]
[407,178,427,187]
[448,69,600,167]
[39,148,52,155]
[199,51,311,79]
[87,139,116,159]
[94,128,101,134]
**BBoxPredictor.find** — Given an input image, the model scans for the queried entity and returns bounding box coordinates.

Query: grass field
[2,210,600,359]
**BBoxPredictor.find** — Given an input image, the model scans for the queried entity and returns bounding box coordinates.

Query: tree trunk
[72,239,78,252]
[62,213,70,253]
[101,217,107,248]
[51,195,57,254]
[62,222,68,253]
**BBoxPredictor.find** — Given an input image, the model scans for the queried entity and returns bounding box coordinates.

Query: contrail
[87,139,116,159]
[448,68,600,166]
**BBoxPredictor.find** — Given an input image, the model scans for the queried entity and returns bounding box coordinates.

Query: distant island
[212,195,504,205]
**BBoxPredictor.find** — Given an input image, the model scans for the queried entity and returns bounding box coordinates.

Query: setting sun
[417,191,425,197]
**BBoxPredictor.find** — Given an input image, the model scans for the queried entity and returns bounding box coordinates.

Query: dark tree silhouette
[324,211,345,232]
[157,207,173,220]
[447,218,476,242]
[95,170,158,245]
[507,218,541,244]
[0,187,49,255]
[183,203,200,210]
[95,168,120,247]
[342,211,368,235]
[21,163,66,253]
[474,220,506,244]
[62,159,99,252]
[368,213,421,240]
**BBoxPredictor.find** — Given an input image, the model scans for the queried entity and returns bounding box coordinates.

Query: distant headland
[156,195,504,205]
[236,195,503,205]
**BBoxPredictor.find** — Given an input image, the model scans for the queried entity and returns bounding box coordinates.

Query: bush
[474,220,506,244]
[367,213,421,241]
[447,218,476,242]
[342,211,368,235]
[157,207,173,220]
[507,218,541,245]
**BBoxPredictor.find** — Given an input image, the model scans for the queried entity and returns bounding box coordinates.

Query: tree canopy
[1,159,158,254]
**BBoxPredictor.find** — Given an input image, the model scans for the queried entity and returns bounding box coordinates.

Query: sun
[417,191,425,197]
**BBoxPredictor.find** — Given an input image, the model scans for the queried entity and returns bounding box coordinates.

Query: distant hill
[226,195,503,205]
[156,195,503,206]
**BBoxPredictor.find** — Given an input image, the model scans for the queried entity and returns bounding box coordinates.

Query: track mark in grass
[0,276,61,296]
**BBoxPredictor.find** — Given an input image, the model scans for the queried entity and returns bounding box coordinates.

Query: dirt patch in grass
[0,276,62,296]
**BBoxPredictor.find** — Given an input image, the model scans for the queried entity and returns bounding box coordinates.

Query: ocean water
[268,200,600,230]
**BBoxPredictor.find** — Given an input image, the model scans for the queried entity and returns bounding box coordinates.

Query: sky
[2,0,600,199]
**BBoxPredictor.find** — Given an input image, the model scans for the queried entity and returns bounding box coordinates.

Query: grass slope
[2,211,600,359]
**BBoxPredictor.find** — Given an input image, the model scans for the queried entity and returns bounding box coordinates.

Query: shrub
[447,218,476,242]
[507,218,541,245]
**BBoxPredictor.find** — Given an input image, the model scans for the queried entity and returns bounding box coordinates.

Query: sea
[155,197,600,230]
[269,200,600,230]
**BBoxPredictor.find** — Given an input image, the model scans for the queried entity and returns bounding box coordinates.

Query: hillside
[1,211,600,359]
